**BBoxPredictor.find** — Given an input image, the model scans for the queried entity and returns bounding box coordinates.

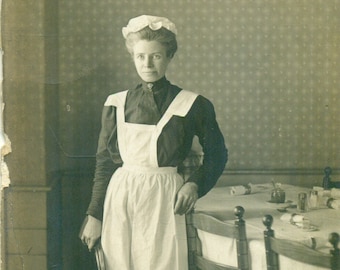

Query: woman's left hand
[174,182,198,215]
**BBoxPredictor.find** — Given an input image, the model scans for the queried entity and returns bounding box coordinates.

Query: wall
[2,0,60,269]
[58,0,339,173]
[57,2,339,266]
[1,0,340,269]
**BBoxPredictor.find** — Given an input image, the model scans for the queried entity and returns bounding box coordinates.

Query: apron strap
[104,90,128,108]
[156,89,198,132]
[149,90,198,166]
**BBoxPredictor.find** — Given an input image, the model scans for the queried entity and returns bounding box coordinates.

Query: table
[193,183,340,270]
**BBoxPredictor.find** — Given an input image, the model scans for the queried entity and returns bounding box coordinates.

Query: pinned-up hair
[124,26,178,58]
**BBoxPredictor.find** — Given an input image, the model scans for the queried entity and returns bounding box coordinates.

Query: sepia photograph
[0,0,339,269]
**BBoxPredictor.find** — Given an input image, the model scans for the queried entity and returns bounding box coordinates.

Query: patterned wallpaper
[58,0,340,171]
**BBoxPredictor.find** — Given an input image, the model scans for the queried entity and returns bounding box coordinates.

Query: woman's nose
[144,56,153,67]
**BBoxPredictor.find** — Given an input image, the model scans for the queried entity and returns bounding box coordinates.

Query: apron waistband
[122,164,178,174]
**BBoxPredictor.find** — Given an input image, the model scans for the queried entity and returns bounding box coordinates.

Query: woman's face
[132,40,172,82]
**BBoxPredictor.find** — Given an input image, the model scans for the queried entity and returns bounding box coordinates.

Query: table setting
[193,181,340,269]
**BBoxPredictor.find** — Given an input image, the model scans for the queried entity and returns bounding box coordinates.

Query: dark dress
[86,76,228,220]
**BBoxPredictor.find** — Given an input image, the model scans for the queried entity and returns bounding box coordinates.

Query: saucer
[267,199,293,204]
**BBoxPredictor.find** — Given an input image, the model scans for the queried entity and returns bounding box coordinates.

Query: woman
[80,15,228,270]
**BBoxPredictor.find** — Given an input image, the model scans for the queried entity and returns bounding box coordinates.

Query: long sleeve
[186,96,228,198]
[86,87,228,218]
[86,105,122,220]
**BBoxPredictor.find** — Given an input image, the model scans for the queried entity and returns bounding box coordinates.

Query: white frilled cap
[122,15,177,39]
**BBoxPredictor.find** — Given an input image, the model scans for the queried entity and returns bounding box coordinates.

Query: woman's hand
[79,215,102,251]
[174,182,198,215]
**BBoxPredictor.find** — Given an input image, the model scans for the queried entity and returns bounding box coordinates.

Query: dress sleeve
[186,96,228,198]
[86,105,122,220]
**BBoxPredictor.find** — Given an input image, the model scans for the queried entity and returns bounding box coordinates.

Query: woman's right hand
[79,215,102,251]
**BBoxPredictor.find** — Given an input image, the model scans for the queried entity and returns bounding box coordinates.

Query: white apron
[101,90,198,270]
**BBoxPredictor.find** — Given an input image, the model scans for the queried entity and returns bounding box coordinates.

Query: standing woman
[80,15,228,270]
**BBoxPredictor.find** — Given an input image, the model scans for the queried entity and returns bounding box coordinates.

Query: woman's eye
[153,54,161,60]
[136,54,144,60]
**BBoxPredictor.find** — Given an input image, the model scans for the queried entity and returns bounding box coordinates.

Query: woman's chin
[140,74,160,82]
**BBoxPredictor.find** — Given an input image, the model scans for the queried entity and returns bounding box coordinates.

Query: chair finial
[234,206,245,219]
[323,166,332,189]
[324,166,332,175]
[329,232,340,250]
[262,214,274,229]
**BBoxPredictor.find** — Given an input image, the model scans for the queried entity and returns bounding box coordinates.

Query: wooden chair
[263,214,340,270]
[187,206,249,270]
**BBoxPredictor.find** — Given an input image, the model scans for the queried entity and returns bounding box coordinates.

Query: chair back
[262,214,340,270]
[187,206,249,270]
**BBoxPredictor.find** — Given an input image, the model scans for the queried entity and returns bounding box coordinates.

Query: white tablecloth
[194,183,340,270]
